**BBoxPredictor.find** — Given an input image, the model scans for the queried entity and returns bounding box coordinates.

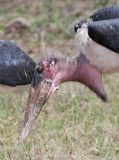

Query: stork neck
[61,54,90,82]
[59,54,107,101]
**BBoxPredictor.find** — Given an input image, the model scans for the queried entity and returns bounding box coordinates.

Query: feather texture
[88,18,119,53]
[90,6,119,21]
[0,40,35,86]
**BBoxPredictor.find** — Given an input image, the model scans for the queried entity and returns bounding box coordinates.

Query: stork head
[74,21,87,33]
[21,52,107,141]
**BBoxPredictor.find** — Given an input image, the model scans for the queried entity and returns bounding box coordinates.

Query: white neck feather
[75,24,119,74]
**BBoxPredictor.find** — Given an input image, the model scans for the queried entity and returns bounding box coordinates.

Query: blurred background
[0,0,119,159]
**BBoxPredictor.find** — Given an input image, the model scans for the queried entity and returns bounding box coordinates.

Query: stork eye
[37,66,44,73]
[74,23,79,33]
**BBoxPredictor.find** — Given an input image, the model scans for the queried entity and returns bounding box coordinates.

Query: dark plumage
[90,6,119,21]
[0,40,35,87]
[75,6,119,54]
[75,6,119,74]
[88,18,119,53]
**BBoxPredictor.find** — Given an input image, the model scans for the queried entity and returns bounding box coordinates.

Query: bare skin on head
[21,52,107,141]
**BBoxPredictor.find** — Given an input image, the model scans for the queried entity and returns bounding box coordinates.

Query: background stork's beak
[21,75,53,141]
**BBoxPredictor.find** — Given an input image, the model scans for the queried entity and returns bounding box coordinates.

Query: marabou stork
[74,6,119,74]
[21,6,119,141]
[21,51,107,141]
[0,40,35,94]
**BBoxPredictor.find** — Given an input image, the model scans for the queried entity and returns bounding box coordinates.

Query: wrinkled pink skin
[52,55,107,101]
[21,54,107,141]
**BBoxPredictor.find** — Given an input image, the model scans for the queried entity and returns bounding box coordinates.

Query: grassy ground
[0,0,119,159]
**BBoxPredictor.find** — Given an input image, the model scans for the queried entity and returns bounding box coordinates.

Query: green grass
[0,0,119,159]
[0,81,119,159]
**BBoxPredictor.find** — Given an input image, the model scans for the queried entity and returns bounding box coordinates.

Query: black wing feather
[0,40,36,86]
[90,6,119,21]
[88,18,119,53]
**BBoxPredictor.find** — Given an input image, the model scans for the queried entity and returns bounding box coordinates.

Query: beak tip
[20,127,29,142]
[20,133,26,142]
[21,80,53,140]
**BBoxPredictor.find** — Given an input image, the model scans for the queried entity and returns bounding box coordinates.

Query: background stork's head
[74,20,87,33]
[21,52,107,141]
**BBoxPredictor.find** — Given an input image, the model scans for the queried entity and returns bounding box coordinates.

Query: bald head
[21,52,107,141]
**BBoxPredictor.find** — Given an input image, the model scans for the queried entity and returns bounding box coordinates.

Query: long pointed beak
[21,78,53,141]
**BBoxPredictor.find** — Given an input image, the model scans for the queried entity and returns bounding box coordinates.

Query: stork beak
[21,74,56,141]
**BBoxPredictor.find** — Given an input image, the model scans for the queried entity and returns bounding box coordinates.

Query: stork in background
[21,6,119,141]
[75,6,119,74]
